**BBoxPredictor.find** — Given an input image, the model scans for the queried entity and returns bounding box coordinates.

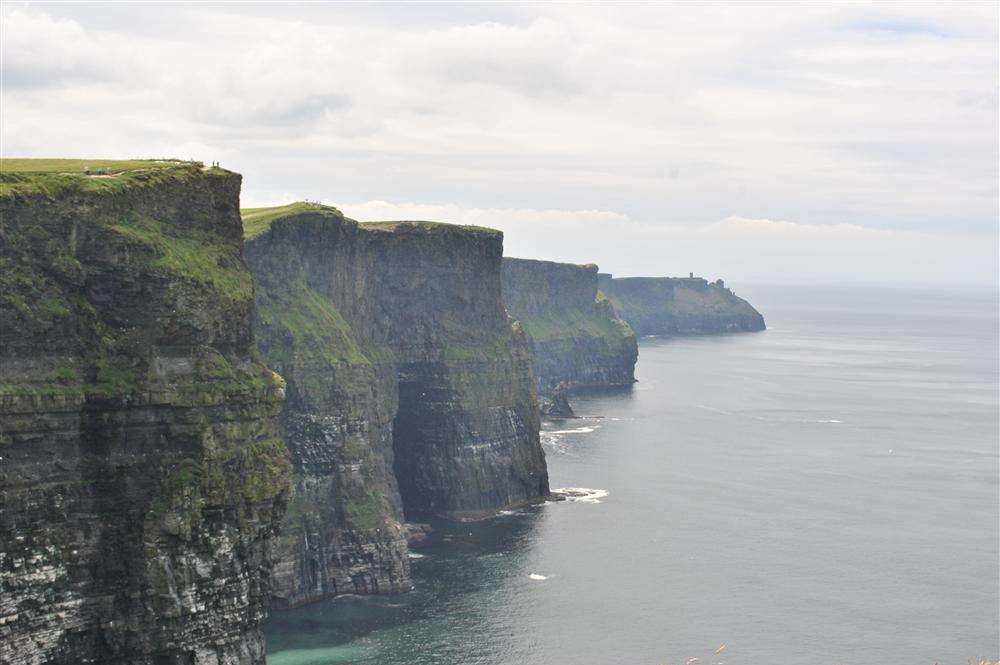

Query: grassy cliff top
[503,256,599,271]
[1,158,195,174]
[606,278,760,317]
[241,202,345,240]
[361,220,502,237]
[0,158,225,200]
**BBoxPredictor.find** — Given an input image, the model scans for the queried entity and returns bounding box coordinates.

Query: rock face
[501,258,637,395]
[598,274,765,336]
[244,206,548,609]
[1,163,290,665]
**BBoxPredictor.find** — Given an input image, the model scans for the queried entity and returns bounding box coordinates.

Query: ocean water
[264,285,999,665]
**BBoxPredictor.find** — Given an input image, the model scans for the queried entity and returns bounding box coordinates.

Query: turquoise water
[265,285,999,665]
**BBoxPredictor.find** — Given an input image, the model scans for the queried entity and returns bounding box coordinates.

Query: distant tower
[689,272,693,278]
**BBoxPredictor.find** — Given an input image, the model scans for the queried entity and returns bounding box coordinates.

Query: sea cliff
[598,274,765,336]
[244,205,549,609]
[502,258,637,399]
[1,161,290,665]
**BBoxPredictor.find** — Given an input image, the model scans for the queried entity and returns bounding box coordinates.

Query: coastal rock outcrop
[501,258,637,395]
[597,274,765,336]
[1,162,290,665]
[244,205,549,608]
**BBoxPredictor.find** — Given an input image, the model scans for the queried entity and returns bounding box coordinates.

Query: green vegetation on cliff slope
[519,302,631,343]
[362,220,502,236]
[256,284,369,368]
[110,214,252,300]
[243,203,373,404]
[1,158,189,174]
[241,202,345,240]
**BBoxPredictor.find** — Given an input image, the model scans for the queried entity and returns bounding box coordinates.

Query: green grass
[256,283,370,368]
[361,220,502,236]
[519,305,631,343]
[0,159,212,200]
[0,158,190,174]
[110,215,253,301]
[241,202,344,240]
[239,204,503,239]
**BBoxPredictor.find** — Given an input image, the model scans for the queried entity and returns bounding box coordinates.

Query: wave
[551,487,609,504]
[497,509,526,517]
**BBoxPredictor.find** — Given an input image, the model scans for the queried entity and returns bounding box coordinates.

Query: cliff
[1,160,290,665]
[243,205,548,609]
[597,274,765,336]
[502,258,637,395]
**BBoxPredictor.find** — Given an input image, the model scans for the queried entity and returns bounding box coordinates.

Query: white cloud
[339,200,628,226]
[2,2,997,286]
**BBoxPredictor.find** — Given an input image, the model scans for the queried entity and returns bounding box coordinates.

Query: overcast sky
[3,2,998,287]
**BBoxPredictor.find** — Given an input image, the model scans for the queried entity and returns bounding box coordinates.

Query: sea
[264,284,1000,665]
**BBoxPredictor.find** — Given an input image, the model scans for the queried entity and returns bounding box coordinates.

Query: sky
[3,2,998,288]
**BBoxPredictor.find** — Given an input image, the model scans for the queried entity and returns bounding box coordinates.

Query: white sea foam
[551,487,609,504]
[816,419,842,423]
[497,509,524,517]
[549,426,596,435]
[528,573,547,580]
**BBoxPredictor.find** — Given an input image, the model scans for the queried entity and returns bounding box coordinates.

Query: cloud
[338,200,628,226]
[2,2,996,286]
[710,215,928,240]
